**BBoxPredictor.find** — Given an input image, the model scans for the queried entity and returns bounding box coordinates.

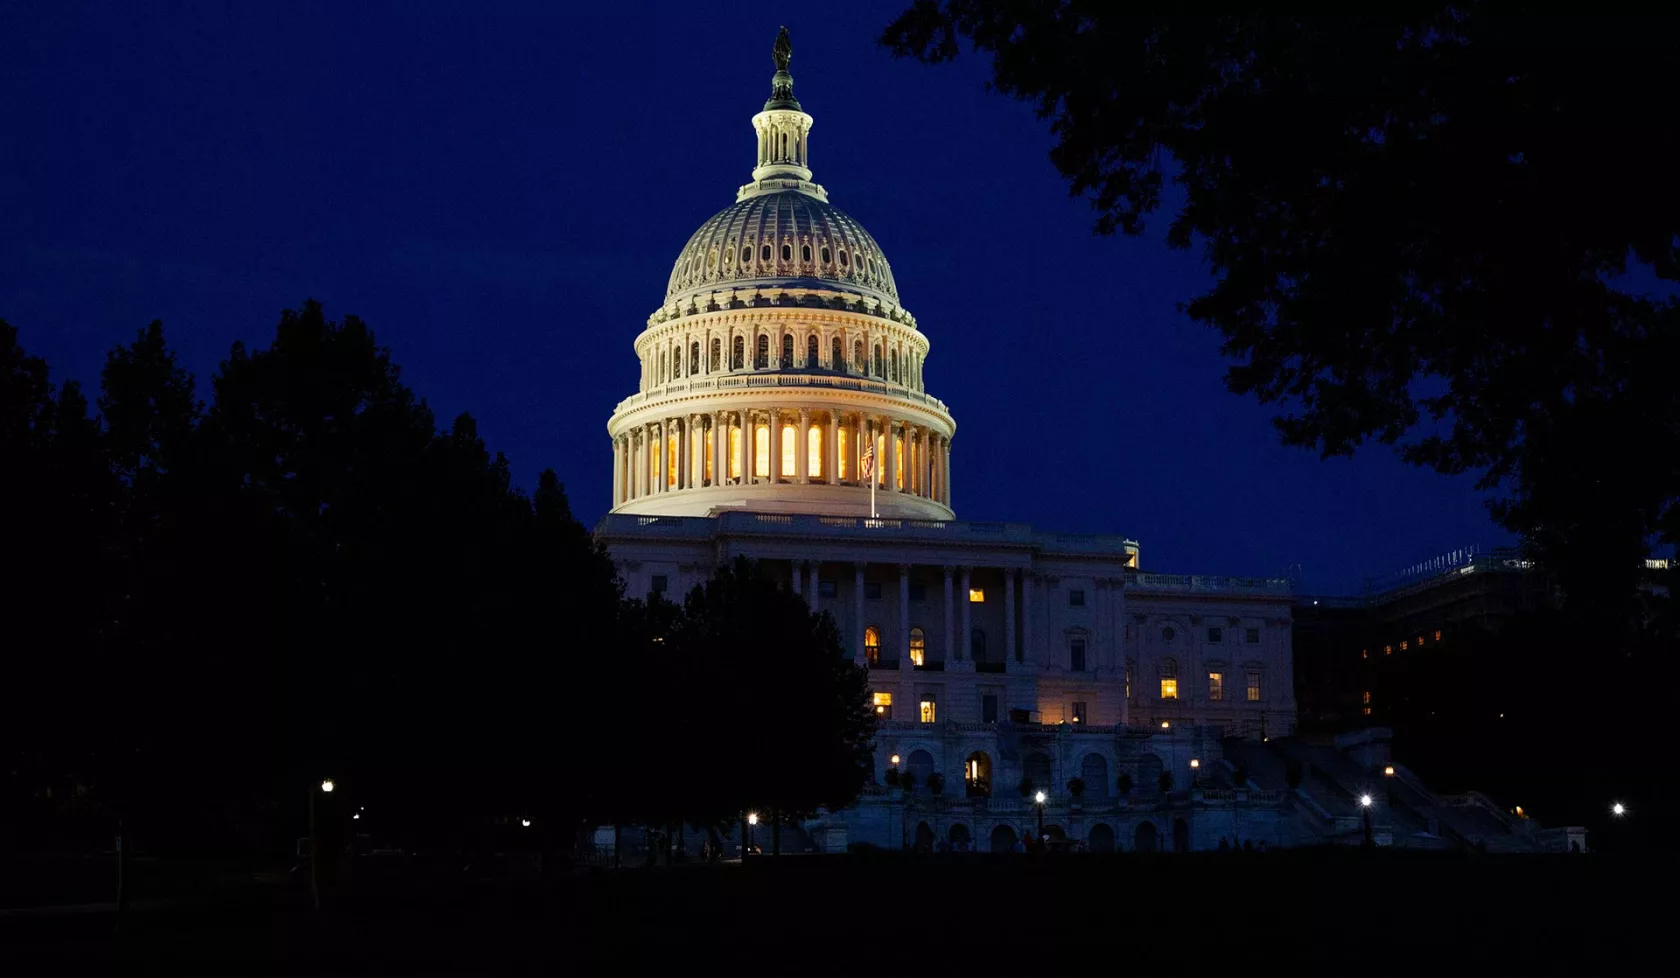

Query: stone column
[712,411,724,486]
[689,415,703,489]
[898,563,912,672]
[808,561,820,611]
[743,411,755,484]
[959,567,972,662]
[791,561,803,599]
[857,415,870,486]
[853,563,867,663]
[797,408,810,484]
[1021,569,1034,667]
[1005,569,1017,664]
[923,429,934,498]
[826,411,840,485]
[768,408,781,483]
[884,418,899,493]
[611,436,621,506]
[942,566,955,664]
[677,417,689,490]
[943,439,953,509]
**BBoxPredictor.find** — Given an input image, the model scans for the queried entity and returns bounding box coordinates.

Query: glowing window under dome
[781,424,797,477]
[807,425,822,478]
[755,424,770,478]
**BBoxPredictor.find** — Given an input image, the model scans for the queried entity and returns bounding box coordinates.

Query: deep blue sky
[1,1,1509,593]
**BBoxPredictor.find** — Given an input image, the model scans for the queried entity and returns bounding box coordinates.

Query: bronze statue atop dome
[772,26,792,72]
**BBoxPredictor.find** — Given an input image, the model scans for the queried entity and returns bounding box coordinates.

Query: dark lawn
[1,850,1663,975]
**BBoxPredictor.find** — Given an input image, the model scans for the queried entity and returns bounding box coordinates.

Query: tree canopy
[884,4,1680,622]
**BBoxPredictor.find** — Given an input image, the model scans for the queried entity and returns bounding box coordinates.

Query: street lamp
[1611,802,1626,817]
[1383,765,1395,777]
[1359,794,1373,808]
[521,818,531,828]
[890,754,901,767]
[1034,790,1047,845]
[320,779,334,793]
[309,778,334,910]
[747,811,758,855]
[1189,759,1200,769]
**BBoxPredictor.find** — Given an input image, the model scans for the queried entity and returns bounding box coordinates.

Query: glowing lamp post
[747,812,758,855]
[1611,802,1626,818]
[1034,790,1047,844]
[309,778,335,910]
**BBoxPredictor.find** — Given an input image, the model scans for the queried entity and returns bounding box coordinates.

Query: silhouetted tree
[884,5,1680,622]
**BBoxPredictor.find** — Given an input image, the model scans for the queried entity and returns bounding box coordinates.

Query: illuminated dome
[606,28,955,521]
[665,193,900,306]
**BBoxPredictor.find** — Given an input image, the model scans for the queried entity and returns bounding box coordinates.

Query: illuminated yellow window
[1160,679,1178,700]
[1434,630,1443,642]
[704,433,714,483]
[1417,635,1425,647]
[754,424,770,477]
[909,627,926,666]
[968,588,985,603]
[807,424,822,479]
[864,626,881,665]
[781,423,797,477]
[668,436,678,487]
[1362,690,1372,704]
[1246,670,1261,702]
[1362,706,1372,716]
[1400,640,1408,651]
[1361,649,1369,659]
[728,426,742,479]
[919,697,936,723]
[875,433,885,485]
[872,691,892,717]
[895,431,905,489]
[1208,672,1224,702]
[1384,645,1393,656]
[837,426,850,479]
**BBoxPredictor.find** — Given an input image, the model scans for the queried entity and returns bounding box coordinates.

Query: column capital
[897,562,912,573]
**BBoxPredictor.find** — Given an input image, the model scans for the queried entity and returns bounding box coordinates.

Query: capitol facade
[592,33,1567,854]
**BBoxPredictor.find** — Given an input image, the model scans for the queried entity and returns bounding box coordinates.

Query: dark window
[1162,627,1176,642]
[982,694,998,724]
[781,243,792,262]
[821,246,831,263]
[818,580,837,598]
[761,244,771,262]
[781,334,794,368]
[689,342,699,375]
[1069,589,1085,607]
[909,583,926,602]
[1071,701,1087,724]
[971,628,986,660]
[731,336,744,370]
[865,582,882,600]
[854,340,864,372]
[651,575,668,595]
[755,334,769,369]
[801,244,812,262]
[1071,638,1087,672]
[741,245,751,263]
[1246,627,1261,644]
[1208,626,1223,643]
[832,337,843,370]
[807,334,818,366]
[839,250,849,266]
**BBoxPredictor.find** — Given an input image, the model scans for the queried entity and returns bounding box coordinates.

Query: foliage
[884,3,1680,621]
[884,766,900,787]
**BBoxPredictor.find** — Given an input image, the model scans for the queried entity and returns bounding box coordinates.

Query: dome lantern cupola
[745,27,821,196]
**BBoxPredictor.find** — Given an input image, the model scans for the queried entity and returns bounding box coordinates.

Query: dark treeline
[1,301,874,865]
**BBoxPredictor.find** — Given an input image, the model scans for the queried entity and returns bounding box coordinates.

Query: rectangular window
[1071,701,1087,724]
[837,426,850,480]
[1362,690,1372,704]
[1068,589,1085,607]
[1362,706,1372,716]
[1070,638,1086,672]
[781,423,797,478]
[968,588,985,603]
[1160,678,1178,700]
[1209,671,1224,701]
[981,694,998,724]
[754,424,770,477]
[729,426,742,479]
[872,692,893,719]
[1208,626,1223,643]
[651,575,668,595]
[818,580,837,598]
[919,696,936,724]
[865,582,882,600]
[1246,671,1261,702]
[909,583,926,602]
[1245,627,1260,644]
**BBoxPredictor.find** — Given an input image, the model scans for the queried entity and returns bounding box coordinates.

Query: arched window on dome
[723,247,733,267]
[801,244,812,263]
[731,335,744,370]
[839,250,849,268]
[873,344,884,378]
[780,423,797,478]
[807,423,822,479]
[854,340,864,374]
[781,243,792,263]
[710,338,721,372]
[831,337,842,372]
[761,244,771,263]
[755,334,769,369]
[821,246,831,264]
[806,334,818,368]
[781,334,794,369]
[890,350,899,383]
[671,345,681,379]
[741,245,751,264]
[689,342,699,376]
[707,249,718,271]
[659,350,667,383]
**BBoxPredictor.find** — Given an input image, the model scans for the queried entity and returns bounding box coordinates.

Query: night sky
[2,1,1509,593]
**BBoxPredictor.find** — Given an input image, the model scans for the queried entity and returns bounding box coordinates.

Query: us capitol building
[593,31,1580,854]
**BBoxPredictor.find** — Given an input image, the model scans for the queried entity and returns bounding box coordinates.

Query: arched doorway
[1088,823,1116,853]
[914,821,935,852]
[1134,821,1159,853]
[964,752,993,797]
[1173,818,1190,853]
[1025,751,1053,790]
[907,750,935,794]
[990,825,1018,853]
[1081,754,1110,799]
[948,824,971,848]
